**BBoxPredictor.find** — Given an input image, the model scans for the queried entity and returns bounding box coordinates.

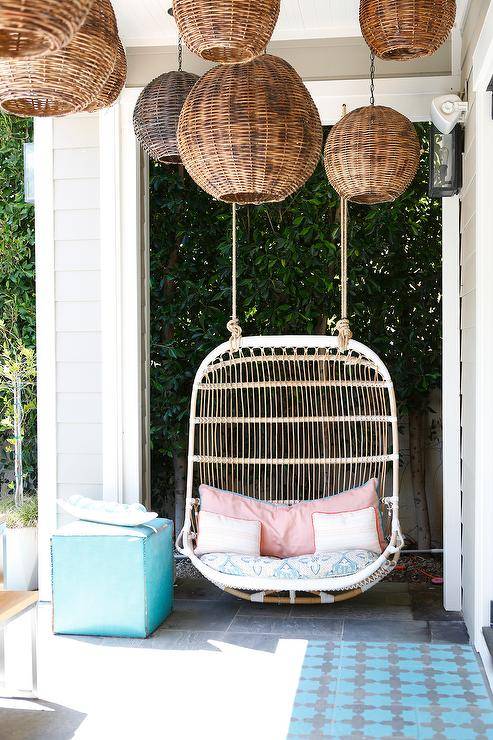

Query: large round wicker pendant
[360,0,456,60]
[324,106,420,204]
[0,0,118,117]
[172,0,280,64]
[133,71,199,165]
[0,0,94,60]
[85,38,127,113]
[177,55,322,204]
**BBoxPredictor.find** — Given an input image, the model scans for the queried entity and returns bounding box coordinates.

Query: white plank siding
[52,115,103,507]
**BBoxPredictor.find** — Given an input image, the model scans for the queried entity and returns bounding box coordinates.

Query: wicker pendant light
[172,0,280,64]
[324,54,420,204]
[85,38,127,112]
[0,0,95,60]
[133,32,198,166]
[177,54,322,204]
[0,0,118,117]
[360,0,456,60]
[324,106,420,204]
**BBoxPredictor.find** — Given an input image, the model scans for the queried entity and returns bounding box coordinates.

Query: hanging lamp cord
[335,196,353,353]
[227,203,242,352]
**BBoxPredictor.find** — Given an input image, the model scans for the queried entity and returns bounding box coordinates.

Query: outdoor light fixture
[428,123,463,198]
[23,142,35,204]
[431,94,468,134]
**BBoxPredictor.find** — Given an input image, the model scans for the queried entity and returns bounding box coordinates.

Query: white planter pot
[3,527,38,591]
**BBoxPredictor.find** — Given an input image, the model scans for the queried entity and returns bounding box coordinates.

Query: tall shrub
[0,114,36,491]
[150,125,441,547]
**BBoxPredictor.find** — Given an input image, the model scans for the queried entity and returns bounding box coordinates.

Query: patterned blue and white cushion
[199,550,379,579]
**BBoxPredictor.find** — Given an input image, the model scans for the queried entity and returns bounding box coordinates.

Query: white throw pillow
[194,510,261,557]
[57,496,158,527]
[312,506,382,555]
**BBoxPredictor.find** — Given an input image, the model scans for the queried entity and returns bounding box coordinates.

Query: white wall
[35,106,147,599]
[53,115,103,505]
[36,114,103,598]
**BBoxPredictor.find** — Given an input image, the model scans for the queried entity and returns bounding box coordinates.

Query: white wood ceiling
[112,0,360,47]
[112,0,468,48]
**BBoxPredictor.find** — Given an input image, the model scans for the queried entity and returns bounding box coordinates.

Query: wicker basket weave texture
[0,0,118,117]
[86,37,127,112]
[133,71,199,164]
[0,0,95,60]
[360,0,456,60]
[177,54,323,204]
[172,0,280,64]
[324,105,420,204]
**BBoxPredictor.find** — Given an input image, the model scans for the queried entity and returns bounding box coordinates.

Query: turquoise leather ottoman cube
[51,518,173,638]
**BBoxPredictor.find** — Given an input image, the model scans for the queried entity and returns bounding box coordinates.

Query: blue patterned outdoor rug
[289,641,493,739]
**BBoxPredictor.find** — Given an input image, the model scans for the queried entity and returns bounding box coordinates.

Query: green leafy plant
[0,310,36,507]
[0,113,36,492]
[149,125,441,547]
[0,494,37,528]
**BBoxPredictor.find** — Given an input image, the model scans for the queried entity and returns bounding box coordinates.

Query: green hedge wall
[0,114,36,486]
[149,124,441,517]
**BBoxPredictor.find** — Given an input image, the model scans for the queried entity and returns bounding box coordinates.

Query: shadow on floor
[86,572,469,654]
[0,699,86,740]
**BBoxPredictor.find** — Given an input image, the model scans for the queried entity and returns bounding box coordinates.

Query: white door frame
[470,0,493,675]
[99,88,149,506]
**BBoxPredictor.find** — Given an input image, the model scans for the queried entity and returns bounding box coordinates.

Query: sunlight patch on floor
[36,605,307,740]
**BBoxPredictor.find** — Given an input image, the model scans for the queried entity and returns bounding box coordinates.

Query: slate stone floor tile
[371,582,410,593]
[355,590,412,607]
[159,599,239,632]
[144,629,233,651]
[101,637,144,648]
[342,619,430,643]
[237,602,291,617]
[290,604,415,621]
[173,575,229,601]
[221,631,283,653]
[411,604,463,621]
[429,620,470,644]
[227,615,344,638]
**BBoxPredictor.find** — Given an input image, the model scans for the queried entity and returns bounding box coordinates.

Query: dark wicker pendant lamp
[360,0,456,60]
[177,54,322,204]
[324,55,420,204]
[0,0,95,60]
[0,0,118,117]
[133,34,198,165]
[85,38,127,112]
[172,0,280,64]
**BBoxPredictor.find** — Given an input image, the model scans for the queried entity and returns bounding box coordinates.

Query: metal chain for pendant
[178,34,183,71]
[369,51,375,106]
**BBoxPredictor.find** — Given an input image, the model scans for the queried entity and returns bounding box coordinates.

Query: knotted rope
[227,203,242,352]
[336,195,352,352]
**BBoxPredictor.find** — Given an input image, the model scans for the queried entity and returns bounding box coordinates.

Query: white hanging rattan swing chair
[176,200,404,604]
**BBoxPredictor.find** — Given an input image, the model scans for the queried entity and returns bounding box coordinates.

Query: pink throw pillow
[198,479,385,558]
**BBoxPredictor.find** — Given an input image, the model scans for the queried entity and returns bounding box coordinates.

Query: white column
[442,195,462,612]
[99,88,148,505]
